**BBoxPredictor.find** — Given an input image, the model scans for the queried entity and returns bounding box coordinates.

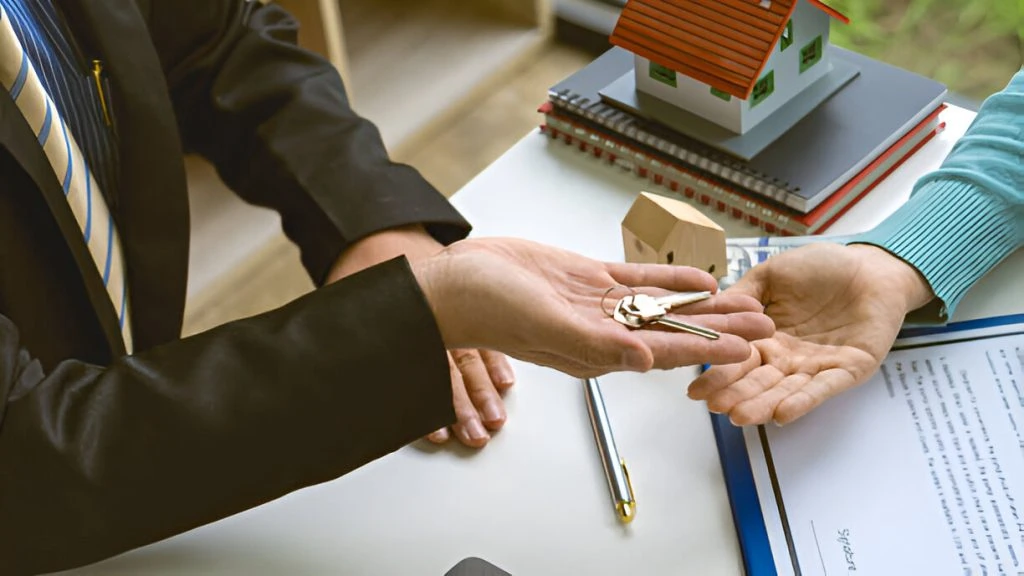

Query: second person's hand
[687,243,935,426]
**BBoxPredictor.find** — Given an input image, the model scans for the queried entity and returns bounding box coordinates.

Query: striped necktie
[0,4,133,353]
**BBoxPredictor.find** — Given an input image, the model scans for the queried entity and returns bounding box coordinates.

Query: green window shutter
[799,35,823,73]
[780,20,793,51]
[710,87,732,101]
[750,70,775,108]
[649,62,677,87]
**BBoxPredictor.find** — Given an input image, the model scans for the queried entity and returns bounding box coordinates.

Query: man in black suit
[0,1,774,573]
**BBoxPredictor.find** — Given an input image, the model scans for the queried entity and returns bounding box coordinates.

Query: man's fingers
[447,352,490,447]
[638,331,753,369]
[684,293,766,315]
[605,262,718,294]
[773,368,858,425]
[656,311,775,342]
[704,364,787,414]
[628,289,767,316]
[426,428,450,443]
[687,347,763,399]
[452,349,506,431]
[630,310,773,369]
[562,320,654,373]
[480,349,515,393]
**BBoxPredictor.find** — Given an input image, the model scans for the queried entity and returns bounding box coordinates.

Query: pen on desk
[583,377,636,524]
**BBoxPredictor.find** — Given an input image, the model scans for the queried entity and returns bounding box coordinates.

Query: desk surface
[62,104,1016,576]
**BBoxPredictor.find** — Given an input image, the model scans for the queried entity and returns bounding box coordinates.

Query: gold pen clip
[91,60,112,126]
[616,458,636,523]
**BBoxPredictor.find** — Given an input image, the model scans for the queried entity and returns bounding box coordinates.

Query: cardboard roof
[623,192,722,249]
[609,0,850,100]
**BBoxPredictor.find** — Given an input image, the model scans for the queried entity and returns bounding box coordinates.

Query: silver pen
[583,377,636,523]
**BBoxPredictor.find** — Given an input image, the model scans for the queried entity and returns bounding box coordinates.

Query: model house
[609,0,850,134]
[621,192,727,276]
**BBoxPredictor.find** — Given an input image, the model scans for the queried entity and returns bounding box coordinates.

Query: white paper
[746,319,1024,576]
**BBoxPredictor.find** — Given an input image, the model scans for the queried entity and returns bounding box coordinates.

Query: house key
[614,292,720,340]
[631,291,712,315]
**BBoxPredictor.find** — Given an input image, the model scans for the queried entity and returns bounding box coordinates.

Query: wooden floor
[181,41,592,336]
[395,43,593,196]
[338,0,551,151]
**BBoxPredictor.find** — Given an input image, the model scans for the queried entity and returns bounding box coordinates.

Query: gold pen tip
[617,501,636,524]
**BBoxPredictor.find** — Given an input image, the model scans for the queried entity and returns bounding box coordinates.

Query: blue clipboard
[706,237,780,575]
[709,409,778,576]
[706,312,1024,576]
[704,358,778,576]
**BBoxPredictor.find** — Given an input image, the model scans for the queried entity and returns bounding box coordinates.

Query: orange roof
[610,0,850,100]
[807,0,850,24]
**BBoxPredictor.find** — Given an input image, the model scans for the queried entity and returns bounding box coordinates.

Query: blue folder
[710,411,779,576]
[706,313,1024,576]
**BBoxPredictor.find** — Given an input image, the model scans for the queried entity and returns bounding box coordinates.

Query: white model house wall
[632,0,836,135]
[634,53,744,132]
[740,0,834,132]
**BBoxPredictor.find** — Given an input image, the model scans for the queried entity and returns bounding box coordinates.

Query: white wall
[740,0,833,131]
[634,54,743,133]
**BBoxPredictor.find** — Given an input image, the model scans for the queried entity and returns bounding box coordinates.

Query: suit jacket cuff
[302,161,471,284]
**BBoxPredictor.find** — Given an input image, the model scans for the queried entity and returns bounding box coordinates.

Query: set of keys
[611,291,721,340]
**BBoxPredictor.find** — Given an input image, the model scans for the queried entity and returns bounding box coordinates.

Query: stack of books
[539,46,948,236]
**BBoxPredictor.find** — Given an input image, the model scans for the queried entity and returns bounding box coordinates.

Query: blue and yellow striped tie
[0,4,133,353]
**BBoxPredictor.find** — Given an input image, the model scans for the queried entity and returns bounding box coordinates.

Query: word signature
[837,528,857,572]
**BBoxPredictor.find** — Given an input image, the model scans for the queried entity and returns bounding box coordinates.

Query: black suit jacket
[0,1,470,573]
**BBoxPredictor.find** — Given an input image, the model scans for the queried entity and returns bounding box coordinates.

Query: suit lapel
[55,0,191,352]
[0,89,126,353]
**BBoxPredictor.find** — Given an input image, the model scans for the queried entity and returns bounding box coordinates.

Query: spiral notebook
[547,46,948,213]
[541,104,944,236]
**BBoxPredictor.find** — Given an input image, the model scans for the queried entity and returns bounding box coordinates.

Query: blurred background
[556,0,1022,104]
[183,0,1022,336]
[826,0,1021,102]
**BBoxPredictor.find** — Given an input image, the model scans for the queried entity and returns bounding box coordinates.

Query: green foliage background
[828,0,1022,102]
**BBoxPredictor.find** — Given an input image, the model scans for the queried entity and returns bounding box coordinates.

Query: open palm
[422,237,776,377]
[687,243,934,425]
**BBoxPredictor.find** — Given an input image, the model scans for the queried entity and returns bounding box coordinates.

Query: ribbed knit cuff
[848,179,1021,323]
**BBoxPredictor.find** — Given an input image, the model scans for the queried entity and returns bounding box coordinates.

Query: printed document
[745,316,1024,575]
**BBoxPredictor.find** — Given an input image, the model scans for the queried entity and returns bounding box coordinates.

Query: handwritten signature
[837,528,857,572]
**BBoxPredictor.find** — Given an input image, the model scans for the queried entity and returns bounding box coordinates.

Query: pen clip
[617,458,636,523]
[91,60,112,127]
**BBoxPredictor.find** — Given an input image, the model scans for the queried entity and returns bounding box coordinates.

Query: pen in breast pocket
[583,377,635,523]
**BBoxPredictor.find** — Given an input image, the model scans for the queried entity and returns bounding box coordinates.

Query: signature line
[811,520,828,576]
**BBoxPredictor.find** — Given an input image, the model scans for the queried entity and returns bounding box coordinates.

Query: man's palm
[688,243,925,425]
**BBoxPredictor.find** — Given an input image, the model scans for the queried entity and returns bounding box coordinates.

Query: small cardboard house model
[609,0,849,135]
[622,192,727,276]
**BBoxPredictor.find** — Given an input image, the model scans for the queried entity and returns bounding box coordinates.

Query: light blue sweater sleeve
[850,68,1024,322]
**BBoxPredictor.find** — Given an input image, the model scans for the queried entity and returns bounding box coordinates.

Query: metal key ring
[600,284,636,318]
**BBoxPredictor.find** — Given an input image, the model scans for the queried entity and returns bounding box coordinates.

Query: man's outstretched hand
[326,225,513,449]
[414,237,775,376]
[687,243,936,426]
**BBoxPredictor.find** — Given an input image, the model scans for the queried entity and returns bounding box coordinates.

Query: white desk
[63,104,1018,576]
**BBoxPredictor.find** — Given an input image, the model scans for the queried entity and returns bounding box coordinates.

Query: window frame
[800,34,823,73]
[780,19,794,51]
[710,86,732,101]
[750,70,775,108]
[649,62,678,87]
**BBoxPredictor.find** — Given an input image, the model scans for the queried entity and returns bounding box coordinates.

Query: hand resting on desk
[325,224,515,448]
[412,237,775,378]
[688,243,934,426]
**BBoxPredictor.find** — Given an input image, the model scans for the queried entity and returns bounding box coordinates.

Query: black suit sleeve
[0,258,456,575]
[145,0,472,284]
